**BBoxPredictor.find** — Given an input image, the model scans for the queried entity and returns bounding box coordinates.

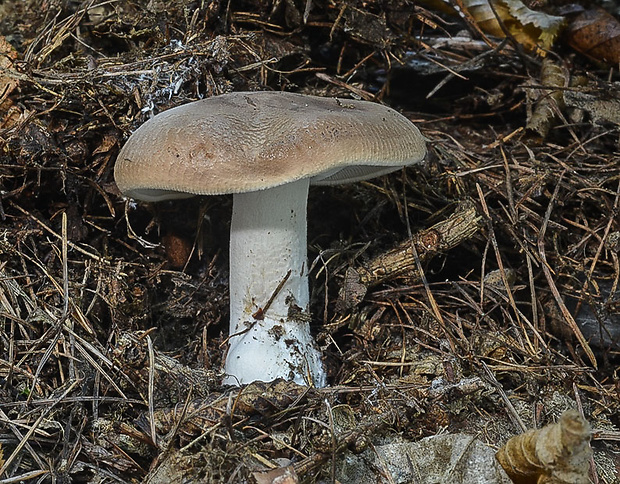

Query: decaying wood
[338,200,483,310]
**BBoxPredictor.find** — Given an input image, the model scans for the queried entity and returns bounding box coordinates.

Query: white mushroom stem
[223,178,326,387]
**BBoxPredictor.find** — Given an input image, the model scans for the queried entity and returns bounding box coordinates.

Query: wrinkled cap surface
[114,91,427,201]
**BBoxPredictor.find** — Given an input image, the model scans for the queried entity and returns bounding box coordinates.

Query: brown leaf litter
[0,0,619,482]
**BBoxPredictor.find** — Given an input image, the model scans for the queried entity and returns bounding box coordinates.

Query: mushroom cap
[114,91,427,201]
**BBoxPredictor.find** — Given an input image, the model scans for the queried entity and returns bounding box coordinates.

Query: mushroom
[114,91,427,387]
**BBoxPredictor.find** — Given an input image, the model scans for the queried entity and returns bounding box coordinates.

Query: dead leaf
[0,35,20,131]
[499,0,565,50]
[424,0,565,54]
[566,7,620,65]
[149,380,315,440]
[233,379,313,415]
[496,409,592,484]
[92,131,119,155]
[337,433,512,483]
[0,35,18,105]
[252,466,299,484]
[0,104,22,131]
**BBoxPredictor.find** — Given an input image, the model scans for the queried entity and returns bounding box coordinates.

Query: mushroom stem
[224,179,326,387]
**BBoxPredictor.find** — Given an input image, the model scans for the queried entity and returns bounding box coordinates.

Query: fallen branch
[338,200,483,311]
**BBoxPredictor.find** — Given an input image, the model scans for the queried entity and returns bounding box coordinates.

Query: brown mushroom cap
[114,91,427,201]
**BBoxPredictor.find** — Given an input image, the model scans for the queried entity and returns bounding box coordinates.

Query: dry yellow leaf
[424,0,565,54]
[496,409,592,484]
